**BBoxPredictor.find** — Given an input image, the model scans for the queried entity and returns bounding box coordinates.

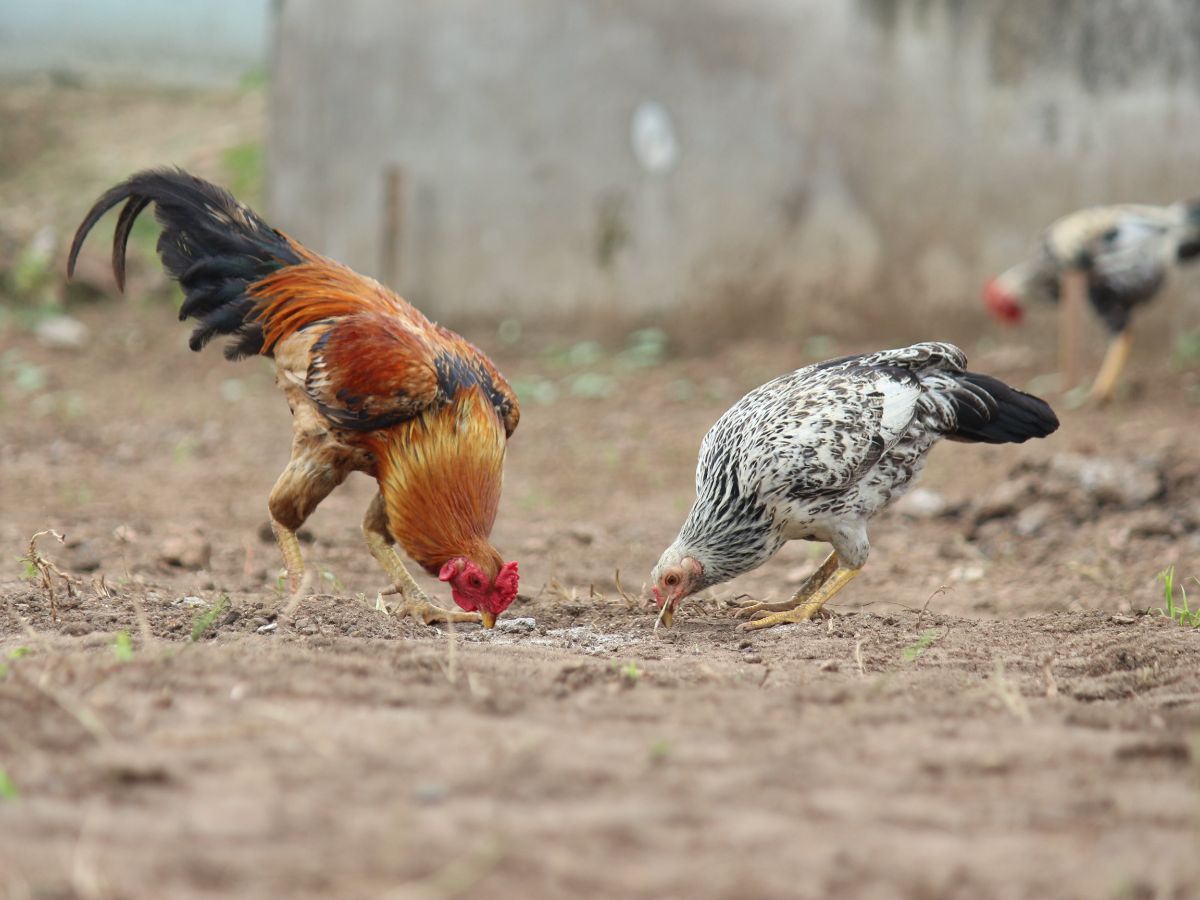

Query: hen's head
[983,275,1025,325]
[650,549,704,628]
[438,558,519,628]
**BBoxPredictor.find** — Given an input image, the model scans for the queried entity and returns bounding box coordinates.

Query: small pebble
[257,622,278,634]
[497,617,537,633]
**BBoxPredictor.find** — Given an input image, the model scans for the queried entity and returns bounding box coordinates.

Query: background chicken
[67,169,521,627]
[984,201,1200,402]
[651,342,1059,629]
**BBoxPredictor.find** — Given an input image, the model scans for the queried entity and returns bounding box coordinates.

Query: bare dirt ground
[2,85,1200,900]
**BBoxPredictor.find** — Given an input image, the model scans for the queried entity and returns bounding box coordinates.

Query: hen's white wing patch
[874,373,921,445]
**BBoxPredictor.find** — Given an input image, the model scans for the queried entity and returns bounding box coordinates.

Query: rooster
[68,169,520,628]
[650,343,1058,630]
[985,201,1200,402]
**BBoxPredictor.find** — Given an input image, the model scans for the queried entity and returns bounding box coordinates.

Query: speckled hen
[651,343,1059,630]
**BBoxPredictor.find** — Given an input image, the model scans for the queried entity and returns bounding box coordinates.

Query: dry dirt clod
[158,533,212,570]
[1049,453,1163,508]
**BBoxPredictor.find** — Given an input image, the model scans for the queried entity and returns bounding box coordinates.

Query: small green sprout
[0,768,18,801]
[648,739,672,762]
[189,596,229,642]
[112,631,134,662]
[619,661,644,682]
[901,629,940,663]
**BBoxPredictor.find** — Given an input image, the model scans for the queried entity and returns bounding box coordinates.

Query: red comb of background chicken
[983,278,1024,325]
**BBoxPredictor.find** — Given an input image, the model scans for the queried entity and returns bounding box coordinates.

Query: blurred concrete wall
[0,0,269,87]
[268,0,1200,332]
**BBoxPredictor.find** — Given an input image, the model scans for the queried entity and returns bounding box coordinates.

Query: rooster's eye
[469,576,482,588]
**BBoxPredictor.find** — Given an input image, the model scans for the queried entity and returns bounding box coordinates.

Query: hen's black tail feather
[67,168,303,359]
[946,372,1059,445]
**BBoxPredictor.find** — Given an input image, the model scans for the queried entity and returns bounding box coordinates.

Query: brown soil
[1,86,1199,900]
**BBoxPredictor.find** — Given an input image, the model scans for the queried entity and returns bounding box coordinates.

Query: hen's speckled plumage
[654,342,1058,600]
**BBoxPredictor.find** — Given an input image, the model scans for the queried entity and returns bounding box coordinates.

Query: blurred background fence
[4,0,1200,337]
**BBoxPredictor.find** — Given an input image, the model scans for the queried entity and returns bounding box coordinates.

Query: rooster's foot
[378,591,482,627]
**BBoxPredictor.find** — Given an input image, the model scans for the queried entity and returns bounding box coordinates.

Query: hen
[985,201,1200,402]
[651,343,1058,630]
[68,169,520,627]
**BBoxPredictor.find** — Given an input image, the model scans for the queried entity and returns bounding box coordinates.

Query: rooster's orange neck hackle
[373,386,507,578]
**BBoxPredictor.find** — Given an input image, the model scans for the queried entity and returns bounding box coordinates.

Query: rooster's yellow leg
[270,519,307,595]
[361,494,482,626]
[1088,330,1133,405]
[738,564,861,632]
[734,551,839,618]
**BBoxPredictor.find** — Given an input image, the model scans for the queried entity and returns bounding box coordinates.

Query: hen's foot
[733,597,806,619]
[738,604,832,631]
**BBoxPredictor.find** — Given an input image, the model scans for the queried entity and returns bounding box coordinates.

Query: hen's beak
[480,610,497,629]
[659,604,674,628]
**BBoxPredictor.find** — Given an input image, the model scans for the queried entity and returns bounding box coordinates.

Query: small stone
[566,526,596,546]
[35,315,90,350]
[497,617,536,633]
[743,653,763,664]
[158,533,211,570]
[1110,614,1137,625]
[817,659,840,672]
[1014,500,1055,537]
[973,476,1033,523]
[950,565,985,583]
[173,596,207,608]
[892,488,949,520]
[256,622,278,634]
[1050,453,1163,508]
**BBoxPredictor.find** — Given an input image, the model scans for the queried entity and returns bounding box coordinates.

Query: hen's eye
[665,573,680,587]
[469,576,482,588]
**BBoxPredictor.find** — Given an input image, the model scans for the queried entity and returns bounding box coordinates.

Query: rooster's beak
[480,610,497,629]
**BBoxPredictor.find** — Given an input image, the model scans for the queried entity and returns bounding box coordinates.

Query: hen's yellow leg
[738,564,860,632]
[734,551,839,619]
[1088,330,1132,405]
[362,494,482,626]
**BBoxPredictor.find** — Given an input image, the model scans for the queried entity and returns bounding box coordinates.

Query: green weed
[189,596,229,642]
[1154,566,1200,628]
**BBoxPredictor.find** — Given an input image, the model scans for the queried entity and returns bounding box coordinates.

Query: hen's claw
[732,597,804,619]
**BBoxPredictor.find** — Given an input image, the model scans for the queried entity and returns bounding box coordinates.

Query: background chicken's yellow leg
[1059,268,1087,390]
[362,494,482,626]
[734,550,839,618]
[1088,330,1133,404]
[739,565,860,631]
